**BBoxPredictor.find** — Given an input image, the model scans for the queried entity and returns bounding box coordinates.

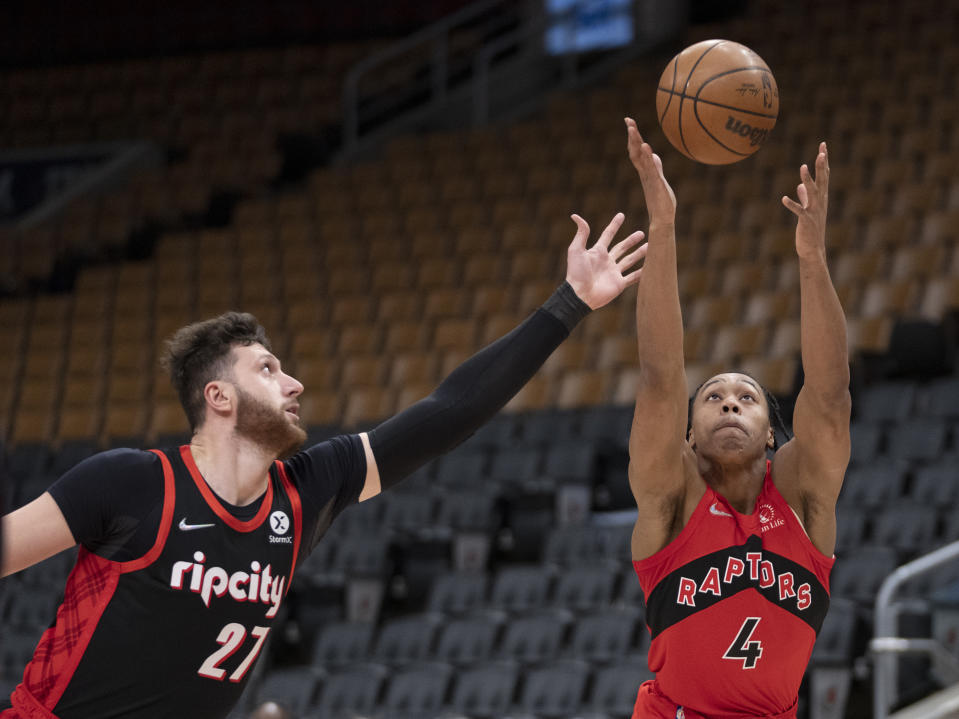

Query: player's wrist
[543,281,591,332]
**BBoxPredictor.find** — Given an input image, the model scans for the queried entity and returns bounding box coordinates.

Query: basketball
[656,39,779,164]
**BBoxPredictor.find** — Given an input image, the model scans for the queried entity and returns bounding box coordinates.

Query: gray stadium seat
[433,610,506,665]
[543,526,607,565]
[883,417,948,462]
[255,666,322,715]
[567,606,644,662]
[435,490,497,531]
[488,446,543,484]
[838,460,908,508]
[835,506,869,554]
[911,461,959,507]
[310,620,374,670]
[849,420,883,465]
[586,655,653,716]
[433,447,489,489]
[513,658,590,718]
[307,663,388,719]
[856,380,917,423]
[519,408,581,445]
[550,564,618,611]
[830,546,899,604]
[810,597,859,665]
[922,376,959,420]
[380,661,453,719]
[542,442,599,482]
[381,492,435,533]
[447,660,519,719]
[489,564,555,613]
[497,609,572,664]
[427,570,488,615]
[371,612,444,666]
[871,504,940,556]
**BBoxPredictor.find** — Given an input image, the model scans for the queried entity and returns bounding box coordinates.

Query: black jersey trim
[644,534,830,639]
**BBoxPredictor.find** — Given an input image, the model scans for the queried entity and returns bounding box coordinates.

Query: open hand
[625,117,676,224]
[566,212,646,310]
[782,141,829,259]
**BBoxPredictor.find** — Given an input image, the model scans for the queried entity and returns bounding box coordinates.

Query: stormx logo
[269,511,293,544]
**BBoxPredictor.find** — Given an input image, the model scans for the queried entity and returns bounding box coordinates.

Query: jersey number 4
[723,617,763,669]
[198,623,270,682]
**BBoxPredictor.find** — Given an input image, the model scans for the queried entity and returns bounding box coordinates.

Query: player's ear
[766,426,775,449]
[204,380,235,417]
[687,427,696,450]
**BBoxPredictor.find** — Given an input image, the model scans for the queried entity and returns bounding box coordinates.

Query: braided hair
[687,372,791,451]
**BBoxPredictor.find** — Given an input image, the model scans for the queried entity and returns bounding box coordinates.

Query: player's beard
[234,387,307,459]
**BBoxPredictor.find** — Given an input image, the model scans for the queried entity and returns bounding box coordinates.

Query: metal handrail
[341,0,509,152]
[871,540,959,719]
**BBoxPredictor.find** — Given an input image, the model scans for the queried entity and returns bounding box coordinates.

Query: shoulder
[65,447,162,478]
[281,435,365,481]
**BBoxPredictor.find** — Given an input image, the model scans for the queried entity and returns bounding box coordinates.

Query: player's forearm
[636,221,685,378]
[798,252,850,401]
[368,283,589,486]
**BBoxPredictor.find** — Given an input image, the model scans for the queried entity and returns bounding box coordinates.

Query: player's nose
[284,373,304,397]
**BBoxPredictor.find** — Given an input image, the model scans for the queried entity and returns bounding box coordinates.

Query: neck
[697,453,768,514]
[189,428,274,506]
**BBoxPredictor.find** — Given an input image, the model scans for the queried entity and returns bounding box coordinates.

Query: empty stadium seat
[446,660,519,719]
[433,611,506,666]
[513,658,590,718]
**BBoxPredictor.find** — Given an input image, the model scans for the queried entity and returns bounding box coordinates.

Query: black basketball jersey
[7,446,309,719]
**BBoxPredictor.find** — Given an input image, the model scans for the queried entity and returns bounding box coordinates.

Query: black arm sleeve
[368,282,590,487]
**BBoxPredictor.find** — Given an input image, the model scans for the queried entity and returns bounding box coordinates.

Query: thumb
[570,214,590,252]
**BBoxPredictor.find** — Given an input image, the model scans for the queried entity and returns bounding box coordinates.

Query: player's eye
[742,394,754,401]
[707,392,720,400]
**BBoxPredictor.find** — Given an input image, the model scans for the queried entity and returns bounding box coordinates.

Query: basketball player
[0,214,646,719]
[624,118,850,718]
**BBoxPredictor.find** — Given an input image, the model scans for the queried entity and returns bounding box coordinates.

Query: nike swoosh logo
[179,518,216,531]
[709,502,733,518]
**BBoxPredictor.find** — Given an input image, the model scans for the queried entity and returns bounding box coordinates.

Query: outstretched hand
[625,117,676,224]
[782,141,829,259]
[566,212,646,310]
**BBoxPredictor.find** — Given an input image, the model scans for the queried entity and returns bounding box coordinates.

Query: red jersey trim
[274,461,302,591]
[179,445,274,532]
[117,449,177,573]
[16,551,121,716]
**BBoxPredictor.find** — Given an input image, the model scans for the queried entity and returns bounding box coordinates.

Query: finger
[617,242,648,270]
[610,229,645,261]
[797,183,809,208]
[816,143,829,187]
[622,267,643,286]
[799,163,814,189]
[569,214,590,251]
[782,195,803,215]
[597,212,625,249]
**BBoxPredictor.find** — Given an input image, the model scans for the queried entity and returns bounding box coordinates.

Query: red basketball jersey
[632,461,834,718]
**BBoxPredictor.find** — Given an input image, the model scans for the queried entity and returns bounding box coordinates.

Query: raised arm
[358,213,646,500]
[624,119,690,560]
[775,142,851,556]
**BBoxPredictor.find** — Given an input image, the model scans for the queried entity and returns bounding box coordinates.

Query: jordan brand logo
[709,502,733,518]
[179,518,216,531]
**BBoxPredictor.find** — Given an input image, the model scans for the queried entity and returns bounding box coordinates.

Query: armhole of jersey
[633,484,714,579]
[119,449,176,573]
[275,460,302,590]
[764,466,836,574]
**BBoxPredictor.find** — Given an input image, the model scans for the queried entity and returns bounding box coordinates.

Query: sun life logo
[758,503,785,533]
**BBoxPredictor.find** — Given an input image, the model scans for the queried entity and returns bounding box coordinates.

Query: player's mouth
[284,403,300,420]
[715,420,745,433]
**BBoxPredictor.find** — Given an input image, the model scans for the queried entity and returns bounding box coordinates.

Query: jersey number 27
[198,623,270,682]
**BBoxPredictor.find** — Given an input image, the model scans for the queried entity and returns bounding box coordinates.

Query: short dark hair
[160,312,271,431]
[687,372,790,450]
